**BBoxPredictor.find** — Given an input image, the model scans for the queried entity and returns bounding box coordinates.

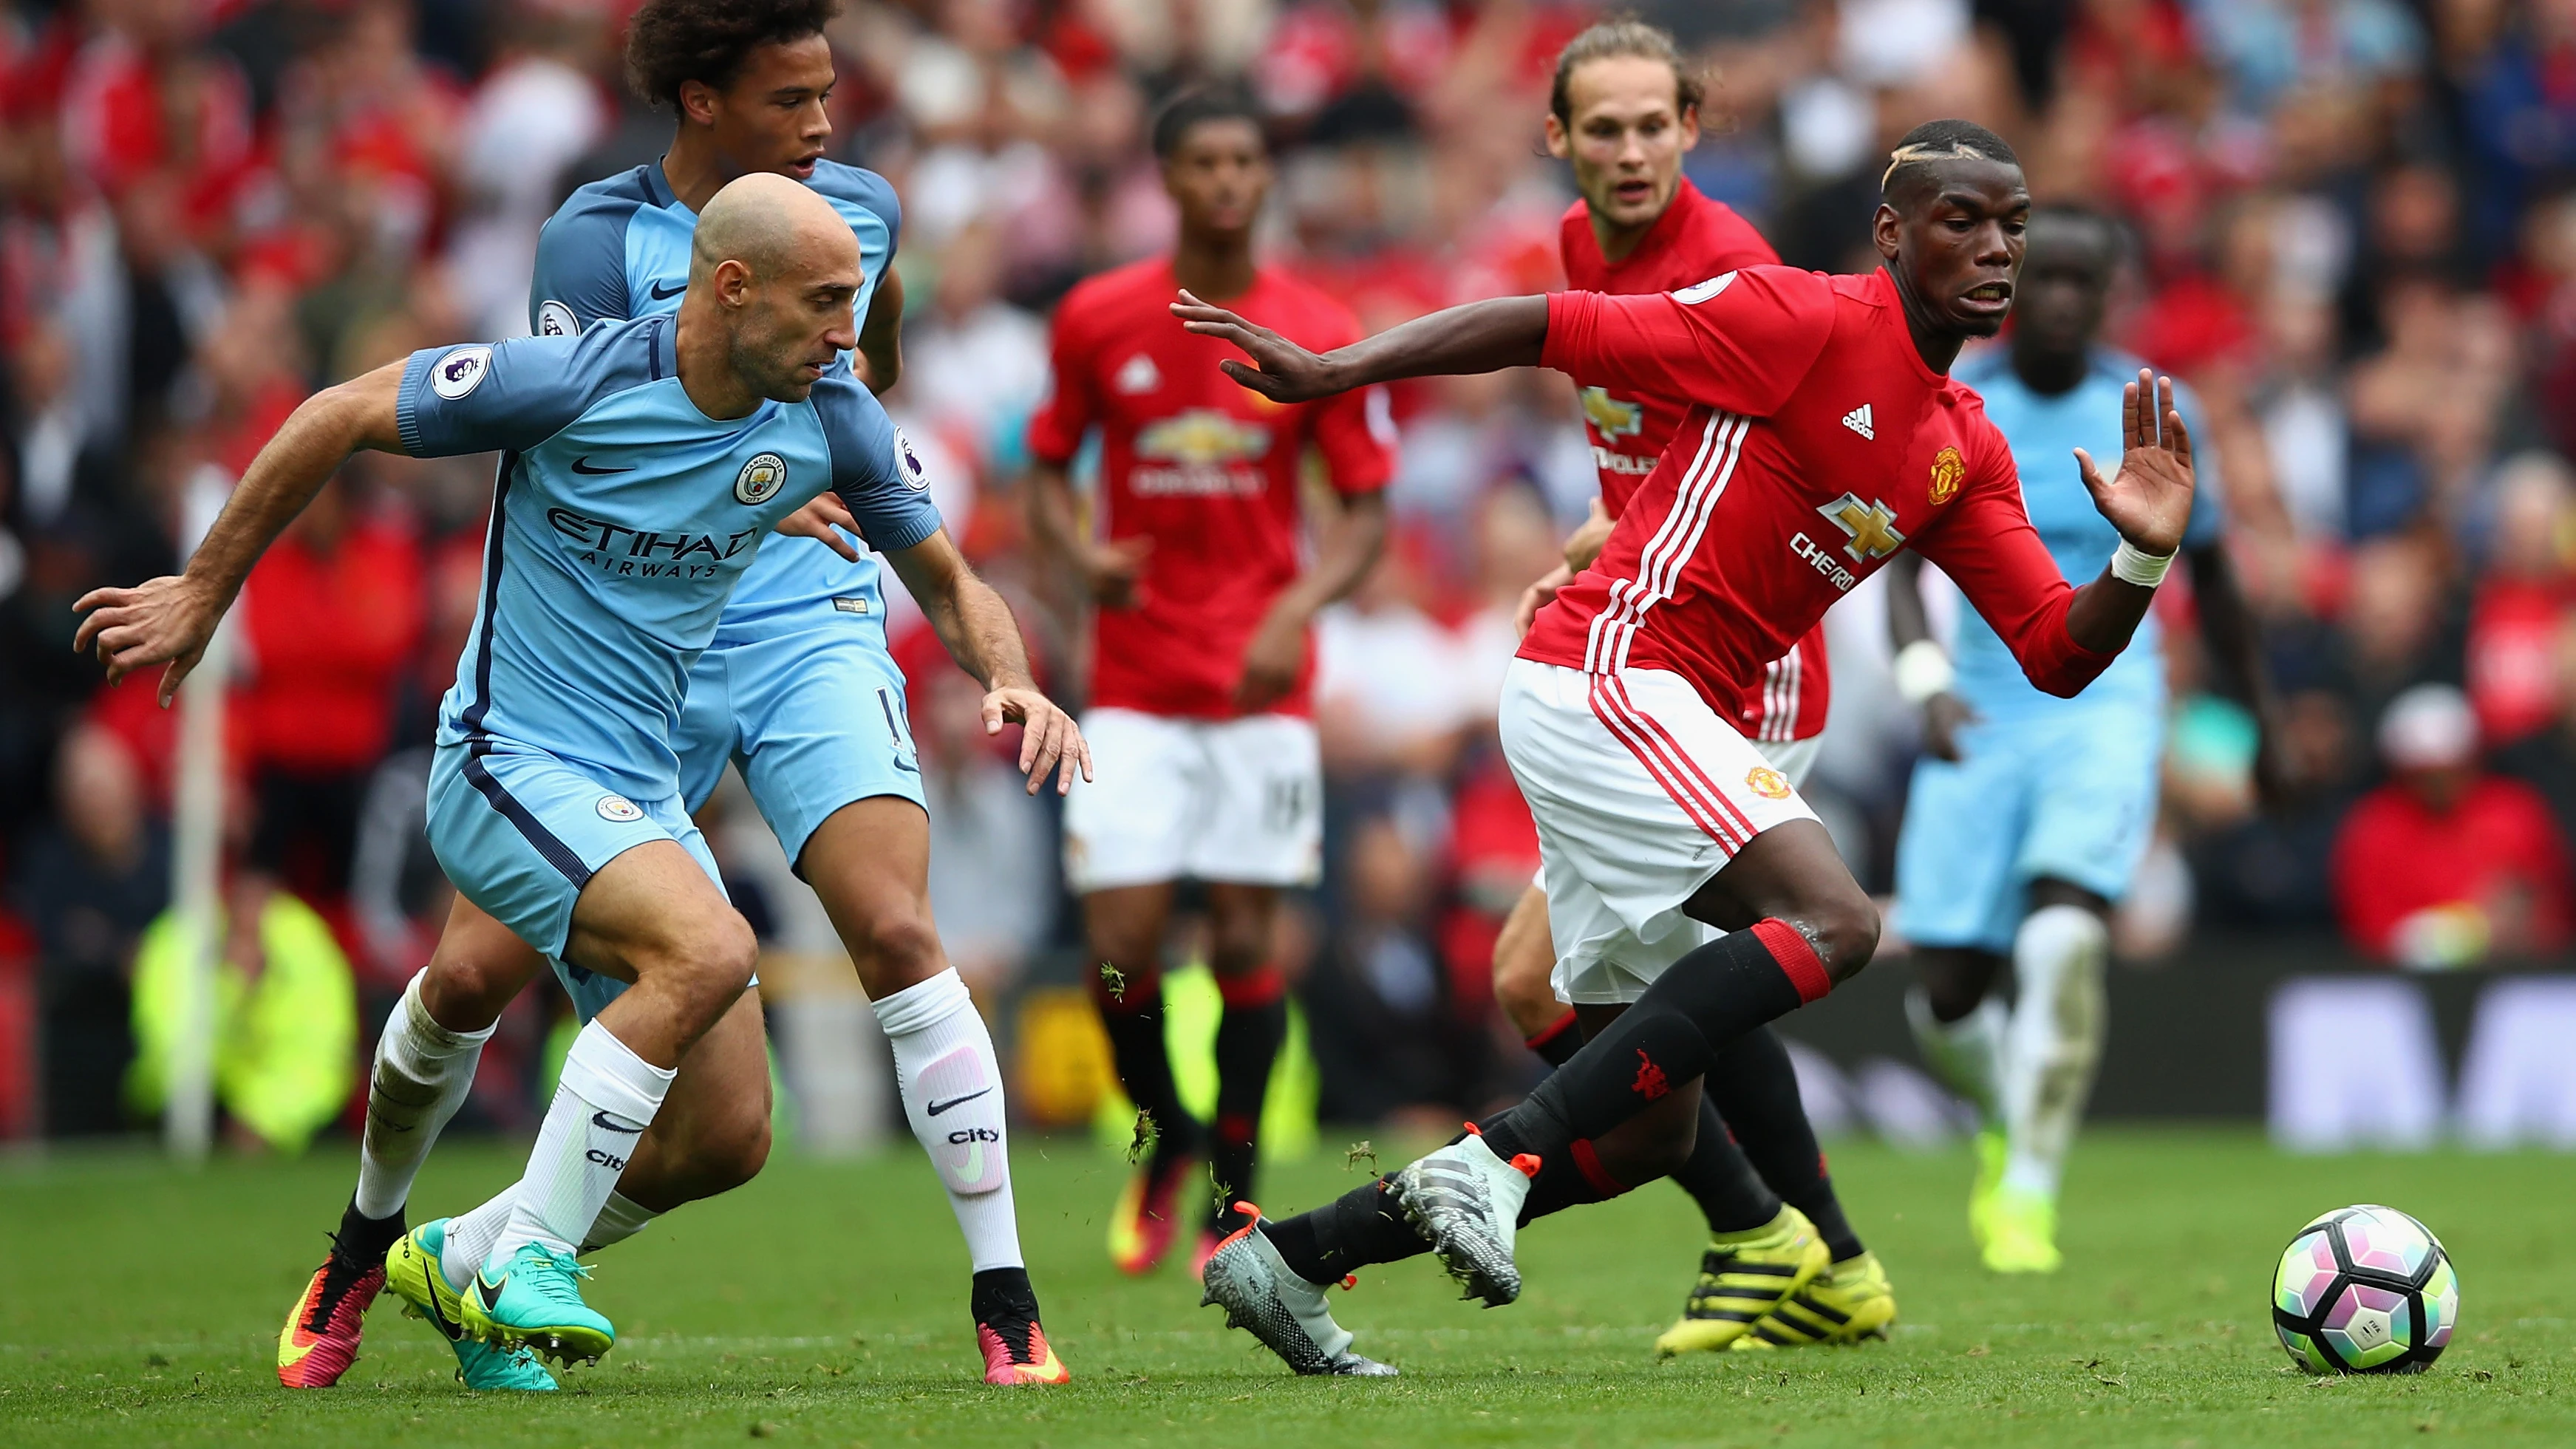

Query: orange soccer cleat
[276,1238,386,1388]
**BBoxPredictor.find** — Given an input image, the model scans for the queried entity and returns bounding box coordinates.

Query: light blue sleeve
[529,190,637,334]
[813,162,902,259]
[2175,380,2225,549]
[811,374,943,553]
[395,336,595,458]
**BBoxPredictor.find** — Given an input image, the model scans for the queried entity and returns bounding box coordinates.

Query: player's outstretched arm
[1881,550,1979,761]
[885,526,1094,796]
[72,360,407,704]
[1173,290,1549,403]
[2062,369,2195,655]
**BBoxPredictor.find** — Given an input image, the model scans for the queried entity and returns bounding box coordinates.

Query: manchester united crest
[1929,445,1964,505]
[1745,766,1792,800]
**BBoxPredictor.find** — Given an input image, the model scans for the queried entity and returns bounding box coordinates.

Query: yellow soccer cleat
[1967,1127,2006,1251]
[1731,1250,1898,1349]
[1980,1184,2062,1274]
[1653,1206,1829,1357]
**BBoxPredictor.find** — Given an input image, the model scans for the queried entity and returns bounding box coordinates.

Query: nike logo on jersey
[648,280,686,300]
[1841,404,1875,440]
[571,457,636,475]
[927,1088,992,1116]
[591,1111,646,1133]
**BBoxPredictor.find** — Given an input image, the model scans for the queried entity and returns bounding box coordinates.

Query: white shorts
[1498,658,1820,1006]
[1062,708,1323,893]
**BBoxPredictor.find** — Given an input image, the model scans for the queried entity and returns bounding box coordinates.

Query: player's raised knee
[1799,890,1881,985]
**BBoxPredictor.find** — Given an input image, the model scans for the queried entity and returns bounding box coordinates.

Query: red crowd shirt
[237,514,427,774]
[2331,775,2572,961]
[1522,265,2116,717]
[1558,183,1830,743]
[1026,259,1395,718]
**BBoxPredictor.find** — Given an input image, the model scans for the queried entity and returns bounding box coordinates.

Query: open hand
[1172,290,1344,403]
[776,492,865,562]
[2074,369,2195,557]
[984,684,1093,796]
[72,575,228,706]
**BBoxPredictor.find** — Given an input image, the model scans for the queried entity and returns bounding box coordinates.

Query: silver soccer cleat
[1199,1207,1399,1377]
[1391,1132,1536,1308]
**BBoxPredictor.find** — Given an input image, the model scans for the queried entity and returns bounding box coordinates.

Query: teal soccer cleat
[383,1219,559,1390]
[459,1241,616,1366]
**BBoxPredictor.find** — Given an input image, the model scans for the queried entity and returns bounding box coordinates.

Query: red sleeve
[1023,292,1098,466]
[2329,793,2408,958]
[1538,265,1833,418]
[1912,420,2119,698]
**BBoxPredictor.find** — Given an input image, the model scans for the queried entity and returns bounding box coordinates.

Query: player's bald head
[690,171,857,287]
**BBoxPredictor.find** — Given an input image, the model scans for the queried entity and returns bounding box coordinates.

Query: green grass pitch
[1,1127,2568,1446]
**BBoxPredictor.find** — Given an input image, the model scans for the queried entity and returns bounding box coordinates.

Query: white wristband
[2109,538,2175,587]
[1891,638,1955,705]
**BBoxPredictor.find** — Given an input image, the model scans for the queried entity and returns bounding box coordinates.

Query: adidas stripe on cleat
[1391,1129,1539,1308]
[1731,1250,1898,1349]
[1653,1206,1830,1357]
[1199,1203,1399,1377]
[277,1238,386,1388]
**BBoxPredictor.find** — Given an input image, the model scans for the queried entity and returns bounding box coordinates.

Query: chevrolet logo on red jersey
[1135,409,1272,466]
[1817,494,1906,562]
[1579,387,1643,440]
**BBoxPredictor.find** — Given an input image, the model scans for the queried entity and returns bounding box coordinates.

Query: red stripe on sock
[1216,966,1286,1009]
[1750,918,1831,1004]
[1524,1009,1579,1052]
[1569,1137,1629,1199]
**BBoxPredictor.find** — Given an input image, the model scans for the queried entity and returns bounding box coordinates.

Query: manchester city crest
[735,451,788,505]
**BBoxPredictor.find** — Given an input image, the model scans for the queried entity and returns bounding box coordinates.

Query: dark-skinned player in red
[1180,120,2199,1376]
[1024,89,1394,1281]
[1495,20,1891,1357]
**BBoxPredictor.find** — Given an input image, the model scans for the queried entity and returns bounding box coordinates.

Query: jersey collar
[644,158,682,214]
[1593,177,1704,279]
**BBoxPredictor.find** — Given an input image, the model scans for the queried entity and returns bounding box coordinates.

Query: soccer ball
[2271,1204,2459,1374]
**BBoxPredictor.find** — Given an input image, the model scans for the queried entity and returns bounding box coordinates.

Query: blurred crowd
[7,0,2576,1145]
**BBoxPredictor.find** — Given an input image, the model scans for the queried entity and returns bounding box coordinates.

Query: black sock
[970,1266,1042,1360]
[1666,1094,1784,1235]
[1514,1135,1639,1224]
[1206,972,1288,1230]
[1702,1024,1864,1259]
[1524,1009,1582,1068]
[334,1196,406,1267]
[1092,971,1199,1168]
[1259,1176,1431,1284]
[1479,921,1826,1164]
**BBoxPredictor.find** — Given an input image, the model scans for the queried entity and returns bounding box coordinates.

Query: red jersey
[1559,183,1830,744]
[1027,259,1395,718]
[1522,266,2116,716]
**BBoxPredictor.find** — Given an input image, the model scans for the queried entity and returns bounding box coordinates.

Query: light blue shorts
[427,738,725,1021]
[1892,701,2163,955]
[675,617,924,871]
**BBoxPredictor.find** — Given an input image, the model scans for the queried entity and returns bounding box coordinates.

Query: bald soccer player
[78,175,1090,1370]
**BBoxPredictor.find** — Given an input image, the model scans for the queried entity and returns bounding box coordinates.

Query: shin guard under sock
[1479,920,1828,1164]
[1524,1009,1581,1068]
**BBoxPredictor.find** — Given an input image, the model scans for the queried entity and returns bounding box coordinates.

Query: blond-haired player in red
[1026,89,1394,1278]
[1488,21,1890,1357]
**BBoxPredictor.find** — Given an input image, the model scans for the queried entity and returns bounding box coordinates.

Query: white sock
[484,1020,675,1270]
[873,969,1023,1272]
[355,971,497,1221]
[2000,904,2110,1198]
[441,1186,518,1292]
[1907,986,2007,1127]
[580,1191,658,1253]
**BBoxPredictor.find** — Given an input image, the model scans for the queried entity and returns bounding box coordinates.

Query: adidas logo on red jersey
[1841,404,1874,440]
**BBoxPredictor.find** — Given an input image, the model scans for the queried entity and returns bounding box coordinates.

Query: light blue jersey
[1892,348,2221,950]
[410,319,941,806]
[1946,348,2222,722]
[531,159,902,637]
